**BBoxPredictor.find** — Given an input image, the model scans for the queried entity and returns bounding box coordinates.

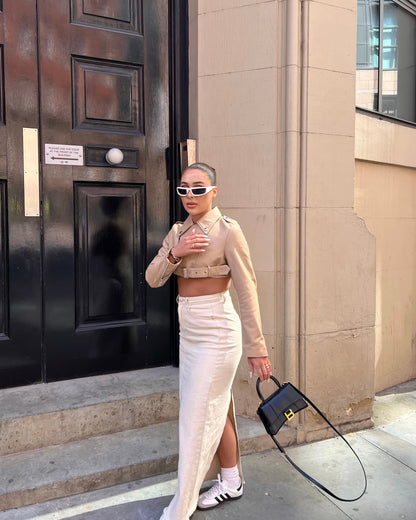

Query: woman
[146,162,272,520]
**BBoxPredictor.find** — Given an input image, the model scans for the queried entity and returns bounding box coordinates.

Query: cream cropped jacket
[145,207,268,358]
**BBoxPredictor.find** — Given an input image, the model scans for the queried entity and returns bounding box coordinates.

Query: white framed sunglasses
[176,185,216,197]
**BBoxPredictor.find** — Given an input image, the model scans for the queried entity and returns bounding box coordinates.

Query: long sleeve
[145,227,182,288]
[224,223,268,358]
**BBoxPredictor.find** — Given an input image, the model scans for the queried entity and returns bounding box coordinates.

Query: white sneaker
[197,474,243,510]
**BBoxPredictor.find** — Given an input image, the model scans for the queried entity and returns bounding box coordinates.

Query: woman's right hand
[172,229,210,259]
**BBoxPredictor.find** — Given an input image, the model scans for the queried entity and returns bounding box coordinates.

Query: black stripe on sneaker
[237,482,243,491]
[225,493,231,499]
[215,497,222,504]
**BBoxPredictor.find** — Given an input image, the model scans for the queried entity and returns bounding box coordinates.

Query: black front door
[0,0,173,388]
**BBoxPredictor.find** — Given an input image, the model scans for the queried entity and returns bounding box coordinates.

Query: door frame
[169,0,189,366]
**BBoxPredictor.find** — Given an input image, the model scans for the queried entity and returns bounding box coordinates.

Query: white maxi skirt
[161,291,243,520]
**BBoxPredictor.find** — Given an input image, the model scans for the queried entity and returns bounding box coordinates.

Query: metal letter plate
[23,128,40,217]
[180,139,197,171]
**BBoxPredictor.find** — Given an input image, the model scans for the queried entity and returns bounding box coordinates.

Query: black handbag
[256,376,367,502]
[256,376,308,435]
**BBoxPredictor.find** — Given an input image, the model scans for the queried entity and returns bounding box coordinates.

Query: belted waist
[176,264,231,279]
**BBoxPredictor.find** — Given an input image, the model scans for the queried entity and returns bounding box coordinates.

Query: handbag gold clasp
[284,409,295,421]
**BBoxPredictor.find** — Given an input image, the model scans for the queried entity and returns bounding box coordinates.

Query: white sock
[221,465,240,488]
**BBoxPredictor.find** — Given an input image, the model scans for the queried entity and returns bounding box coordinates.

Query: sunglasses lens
[177,186,215,196]
[191,187,208,196]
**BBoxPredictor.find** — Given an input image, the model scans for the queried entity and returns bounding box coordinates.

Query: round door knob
[105,148,124,165]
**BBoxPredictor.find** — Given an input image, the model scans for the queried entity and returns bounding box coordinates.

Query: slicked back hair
[183,162,216,186]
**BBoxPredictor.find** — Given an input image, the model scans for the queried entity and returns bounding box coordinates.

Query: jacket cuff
[158,255,181,286]
[244,344,269,358]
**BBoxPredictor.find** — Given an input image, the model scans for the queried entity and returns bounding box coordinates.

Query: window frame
[356,0,416,126]
[392,0,416,15]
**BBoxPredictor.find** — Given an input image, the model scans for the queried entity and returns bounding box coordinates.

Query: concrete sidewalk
[2,379,416,520]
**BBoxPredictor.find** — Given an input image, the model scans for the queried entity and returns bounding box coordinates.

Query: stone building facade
[188,0,416,439]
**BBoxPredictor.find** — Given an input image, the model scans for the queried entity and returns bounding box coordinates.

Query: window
[356,0,416,124]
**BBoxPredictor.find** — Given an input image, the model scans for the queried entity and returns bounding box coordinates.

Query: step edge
[0,390,180,456]
[0,419,291,511]
[0,366,179,421]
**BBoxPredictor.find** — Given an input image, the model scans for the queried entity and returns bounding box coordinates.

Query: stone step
[0,416,276,511]
[0,367,179,456]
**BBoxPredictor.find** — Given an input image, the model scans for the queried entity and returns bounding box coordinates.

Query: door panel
[0,0,42,387]
[0,181,8,339]
[75,184,145,332]
[0,0,173,387]
[72,57,144,134]
[0,10,6,345]
[71,0,142,33]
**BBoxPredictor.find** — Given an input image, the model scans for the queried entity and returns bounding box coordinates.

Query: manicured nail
[249,371,253,379]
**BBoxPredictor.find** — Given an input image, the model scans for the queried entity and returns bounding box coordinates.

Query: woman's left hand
[248,356,272,382]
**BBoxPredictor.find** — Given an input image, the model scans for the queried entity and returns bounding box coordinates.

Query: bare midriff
[177,276,231,297]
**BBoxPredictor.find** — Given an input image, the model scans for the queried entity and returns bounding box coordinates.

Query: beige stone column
[297,0,375,439]
[188,0,376,434]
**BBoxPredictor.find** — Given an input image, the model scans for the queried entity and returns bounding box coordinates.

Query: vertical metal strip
[179,138,197,170]
[23,127,40,217]
[379,0,384,112]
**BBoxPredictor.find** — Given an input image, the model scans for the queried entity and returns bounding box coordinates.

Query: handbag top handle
[256,374,282,401]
